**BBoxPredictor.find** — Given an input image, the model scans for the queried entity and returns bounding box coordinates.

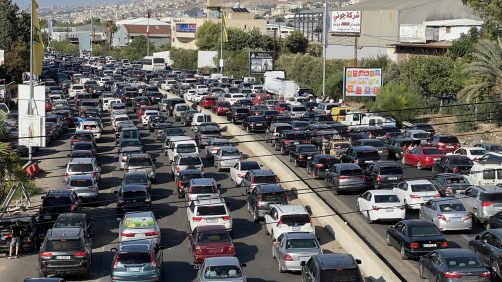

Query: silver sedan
[272,232,322,273]
[419,198,472,231]
[214,146,242,172]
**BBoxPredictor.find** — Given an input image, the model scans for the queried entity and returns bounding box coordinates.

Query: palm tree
[460,38,502,102]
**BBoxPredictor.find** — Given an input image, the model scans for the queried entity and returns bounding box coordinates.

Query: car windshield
[204,265,242,279]
[125,175,148,184]
[362,141,383,147]
[450,158,473,165]
[128,158,152,167]
[54,218,84,228]
[411,184,436,192]
[118,252,151,265]
[281,214,310,226]
[177,144,196,154]
[340,169,363,176]
[221,149,240,156]
[446,257,482,269]
[374,195,400,203]
[180,157,201,166]
[445,177,468,184]
[410,225,442,236]
[439,203,465,212]
[46,239,82,252]
[285,238,318,249]
[319,269,362,282]
[191,186,215,194]
[68,164,93,172]
[440,137,459,143]
[487,145,502,151]
[197,206,227,216]
[166,128,184,135]
[423,148,443,155]
[380,167,403,175]
[318,158,338,165]
[123,190,146,199]
[480,192,502,202]
[262,192,285,201]
[69,179,93,187]
[197,231,230,243]
[470,149,486,156]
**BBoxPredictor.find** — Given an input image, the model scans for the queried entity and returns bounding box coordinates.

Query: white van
[191,113,212,130]
[78,121,102,140]
[166,136,199,162]
[467,162,502,186]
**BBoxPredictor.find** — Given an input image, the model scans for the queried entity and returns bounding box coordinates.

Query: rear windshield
[380,167,403,175]
[201,129,220,135]
[253,175,276,183]
[236,109,248,113]
[451,158,473,165]
[356,151,379,158]
[262,192,285,201]
[445,257,482,269]
[128,158,152,167]
[166,128,184,135]
[180,157,201,166]
[204,265,242,279]
[276,126,292,132]
[362,140,384,147]
[410,225,441,236]
[445,177,468,184]
[319,158,338,165]
[423,149,442,155]
[70,179,93,187]
[480,193,502,202]
[439,203,465,212]
[176,105,190,111]
[125,175,148,184]
[292,106,306,111]
[411,184,436,192]
[44,197,71,206]
[298,146,317,153]
[74,143,93,150]
[197,231,230,243]
[197,206,227,216]
[123,190,146,199]
[191,186,215,194]
[241,162,261,170]
[281,214,310,226]
[320,269,362,282]
[439,136,460,143]
[68,164,93,172]
[181,173,203,181]
[413,133,429,139]
[374,195,400,203]
[470,149,487,156]
[46,239,82,252]
[177,144,196,154]
[118,253,150,264]
[340,169,363,176]
[221,149,240,156]
[286,239,318,249]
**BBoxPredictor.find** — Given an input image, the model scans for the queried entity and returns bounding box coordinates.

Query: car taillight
[375,175,381,182]
[73,251,87,258]
[93,172,97,178]
[178,181,183,188]
[192,217,202,222]
[372,205,380,211]
[440,241,449,248]
[144,197,151,204]
[92,186,97,191]
[251,177,255,184]
[443,272,462,278]
[40,252,53,259]
[121,232,135,237]
[433,194,441,198]
[176,167,180,172]
[257,194,263,208]
[226,245,234,252]
[117,199,125,205]
[222,215,231,221]
[70,204,77,211]
[464,213,472,220]
[338,175,348,179]
[481,201,493,207]
[112,255,119,268]
[409,242,420,249]
[145,231,159,236]
[452,167,460,173]
[315,164,324,168]
[277,217,283,226]
[284,193,289,202]
[479,271,491,278]
[194,246,203,255]
[283,254,294,261]
[298,155,304,160]
[437,214,446,221]
[399,206,405,210]
[409,194,421,199]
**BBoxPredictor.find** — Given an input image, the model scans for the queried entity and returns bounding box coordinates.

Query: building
[46,24,106,44]
[267,23,296,38]
[327,0,481,61]
[112,17,171,48]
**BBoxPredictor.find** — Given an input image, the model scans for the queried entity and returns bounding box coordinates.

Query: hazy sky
[14,0,125,9]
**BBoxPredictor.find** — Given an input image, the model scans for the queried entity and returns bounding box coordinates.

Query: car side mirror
[300,261,306,266]
[355,259,362,264]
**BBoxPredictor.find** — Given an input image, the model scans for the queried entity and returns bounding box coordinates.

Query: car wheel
[281,147,285,155]
[278,260,285,273]
[492,259,500,278]
[400,244,409,260]
[253,209,259,222]
[416,161,422,170]
[366,211,373,224]
[385,234,391,246]
[294,159,299,167]
[419,262,426,279]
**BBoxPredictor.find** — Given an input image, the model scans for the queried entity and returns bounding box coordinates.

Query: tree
[3,41,29,82]
[462,0,502,37]
[448,27,480,60]
[121,36,148,61]
[195,21,221,50]
[370,82,424,123]
[307,44,322,57]
[170,48,198,69]
[0,0,21,52]
[275,16,285,23]
[285,31,308,54]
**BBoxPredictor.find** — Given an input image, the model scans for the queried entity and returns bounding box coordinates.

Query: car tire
[366,211,373,224]
[151,178,156,184]
[417,161,422,170]
[253,209,259,223]
[492,259,500,278]
[400,244,409,260]
[289,155,293,162]
[385,234,391,246]
[419,263,426,279]
[294,159,299,167]
[278,260,286,273]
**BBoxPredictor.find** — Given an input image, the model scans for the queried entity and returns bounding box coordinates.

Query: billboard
[18,84,46,147]
[331,11,361,34]
[176,23,196,33]
[344,67,382,97]
[19,115,45,147]
[78,32,91,52]
[249,51,274,74]
[198,51,218,69]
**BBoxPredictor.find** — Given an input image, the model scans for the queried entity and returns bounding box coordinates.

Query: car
[141,110,160,125]
[429,134,461,153]
[118,211,160,243]
[418,249,490,282]
[196,257,247,282]
[212,101,232,116]
[115,184,152,213]
[122,171,151,192]
[124,153,157,183]
[402,147,444,170]
[166,136,198,160]
[469,229,502,279]
[347,126,386,142]
[147,115,167,132]
[353,139,389,159]
[340,146,381,167]
[53,213,94,238]
[474,143,502,153]
[458,185,502,223]
[0,215,41,254]
[199,96,217,109]
[38,228,92,277]
[214,146,242,172]
[185,178,221,203]
[187,196,232,234]
[71,141,97,156]
[385,138,421,160]
[242,115,267,133]
[392,180,440,210]
[226,107,249,124]
[419,198,472,231]
[240,169,279,195]
[247,184,288,222]
[432,155,474,174]
[205,138,233,160]
[110,239,163,282]
[274,130,309,155]
[364,161,404,189]
[265,123,293,143]
[289,144,319,167]
[431,173,470,197]
[357,190,405,223]
[264,204,314,241]
[65,157,101,182]
[229,161,261,186]
[447,146,488,160]
[325,163,367,194]
[273,232,322,273]
[188,225,235,263]
[171,153,204,177]
[306,154,339,179]
[385,220,448,260]
[475,152,502,165]
[118,146,143,169]
[301,253,364,282]
[195,125,222,148]
[64,175,99,202]
[39,190,82,222]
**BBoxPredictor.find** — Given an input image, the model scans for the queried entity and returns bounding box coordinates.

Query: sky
[14,0,126,9]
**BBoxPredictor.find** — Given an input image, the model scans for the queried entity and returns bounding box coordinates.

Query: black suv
[39,190,82,222]
[275,130,308,155]
[226,107,249,124]
[0,215,41,253]
[38,228,92,277]
[242,116,267,133]
[365,161,404,189]
[247,184,288,222]
[301,253,364,282]
[340,146,381,167]
[289,144,319,167]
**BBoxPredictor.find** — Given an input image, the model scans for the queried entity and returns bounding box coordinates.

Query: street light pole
[147,9,151,56]
[322,0,328,99]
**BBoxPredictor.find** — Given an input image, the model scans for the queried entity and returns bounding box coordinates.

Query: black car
[163,97,184,116]
[487,211,502,229]
[380,125,402,139]
[468,229,502,280]
[226,107,249,124]
[115,184,152,213]
[289,144,319,167]
[309,130,336,152]
[160,127,185,144]
[175,168,204,198]
[340,146,381,167]
[386,220,448,260]
[306,154,339,179]
[431,173,470,197]
[408,123,436,136]
[147,115,167,132]
[275,130,308,155]
[233,98,254,109]
[474,143,502,153]
[348,126,386,142]
[38,227,91,277]
[289,120,310,131]
[39,190,82,222]
[0,215,41,253]
[385,138,420,160]
[418,249,490,281]
[247,184,288,222]
[259,110,279,126]
[432,155,473,174]
[365,161,404,189]
[301,253,364,282]
[353,139,389,159]
[242,116,267,133]
[53,213,94,238]
[146,91,163,104]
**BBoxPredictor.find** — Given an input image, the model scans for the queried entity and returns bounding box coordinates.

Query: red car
[188,225,235,263]
[45,99,53,112]
[429,134,461,153]
[212,101,231,116]
[200,96,217,109]
[402,146,445,170]
[274,102,290,113]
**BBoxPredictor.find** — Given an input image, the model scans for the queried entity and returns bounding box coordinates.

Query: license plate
[365,160,372,163]
[206,218,217,223]
[388,177,397,180]
[56,256,70,260]
[294,142,299,145]
[292,226,301,231]
[128,267,140,272]
[135,233,145,238]
[256,124,263,126]
[299,256,309,261]
[44,215,52,220]
[423,243,437,248]
[422,196,432,200]
[449,217,462,222]
[307,156,312,160]
[386,208,394,212]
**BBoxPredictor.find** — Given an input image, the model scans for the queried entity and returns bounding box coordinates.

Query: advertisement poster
[19,115,45,147]
[331,11,361,34]
[176,23,197,33]
[249,51,274,74]
[344,67,382,97]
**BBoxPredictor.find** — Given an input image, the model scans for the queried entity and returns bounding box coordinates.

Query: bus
[142,56,165,71]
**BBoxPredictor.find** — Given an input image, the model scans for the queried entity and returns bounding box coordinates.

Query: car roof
[68,157,94,164]
[336,163,361,170]
[283,232,317,240]
[68,174,94,180]
[46,190,72,197]
[373,161,401,167]
[405,180,433,185]
[125,171,148,177]
[401,219,437,226]
[195,196,226,205]
[315,253,357,270]
[129,153,150,158]
[257,184,284,193]
[352,146,378,151]
[190,178,216,185]
[48,227,83,239]
[472,185,502,193]
[180,168,202,174]
[249,169,275,176]
[273,204,308,214]
[368,189,397,196]
[122,184,147,192]
[119,240,151,252]
[430,197,461,204]
[435,248,476,258]
[204,256,241,267]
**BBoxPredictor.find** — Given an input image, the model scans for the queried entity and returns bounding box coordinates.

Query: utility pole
[354,35,359,67]
[322,0,328,98]
[147,9,151,56]
[90,16,93,56]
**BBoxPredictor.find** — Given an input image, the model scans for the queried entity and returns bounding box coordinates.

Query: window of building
[446,26,451,33]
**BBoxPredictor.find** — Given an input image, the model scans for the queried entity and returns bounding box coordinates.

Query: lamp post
[146,9,151,56]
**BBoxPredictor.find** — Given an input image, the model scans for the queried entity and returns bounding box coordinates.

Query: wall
[399,0,479,24]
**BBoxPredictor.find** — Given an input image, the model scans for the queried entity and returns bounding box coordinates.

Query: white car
[186,196,232,233]
[264,204,314,241]
[195,84,208,94]
[193,92,207,103]
[112,114,130,130]
[68,84,85,98]
[183,89,197,101]
[118,211,160,244]
[392,180,440,210]
[356,190,406,223]
[230,161,261,186]
[446,146,487,160]
[141,110,160,125]
[161,79,177,91]
[78,120,102,140]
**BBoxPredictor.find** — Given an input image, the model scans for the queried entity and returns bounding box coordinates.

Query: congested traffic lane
[4,101,324,281]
